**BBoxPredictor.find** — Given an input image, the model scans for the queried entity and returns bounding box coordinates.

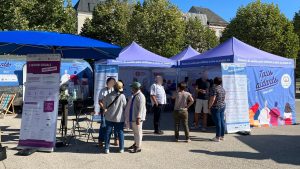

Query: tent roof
[170,46,200,61]
[104,41,175,68]
[181,37,294,68]
[0,30,121,59]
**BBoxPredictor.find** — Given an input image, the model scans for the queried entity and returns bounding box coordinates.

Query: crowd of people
[96,72,226,154]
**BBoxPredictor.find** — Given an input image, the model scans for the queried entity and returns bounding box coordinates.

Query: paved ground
[0,101,300,169]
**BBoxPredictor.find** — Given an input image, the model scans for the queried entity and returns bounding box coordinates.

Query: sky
[72,0,300,21]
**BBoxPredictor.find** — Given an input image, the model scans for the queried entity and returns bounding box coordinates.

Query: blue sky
[72,0,300,21]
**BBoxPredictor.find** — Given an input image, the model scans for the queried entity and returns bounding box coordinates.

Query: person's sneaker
[154,130,164,135]
[220,137,225,141]
[128,144,136,150]
[104,149,110,154]
[185,139,191,143]
[130,147,142,153]
[211,137,220,142]
[119,149,124,153]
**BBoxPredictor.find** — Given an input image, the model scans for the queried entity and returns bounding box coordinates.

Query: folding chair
[0,93,16,117]
[70,106,98,143]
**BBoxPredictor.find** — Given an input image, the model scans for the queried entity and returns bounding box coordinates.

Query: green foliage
[221,0,299,59]
[81,0,219,57]
[0,0,77,34]
[293,11,300,36]
[81,0,132,46]
[293,10,300,77]
[184,18,219,53]
[128,0,185,57]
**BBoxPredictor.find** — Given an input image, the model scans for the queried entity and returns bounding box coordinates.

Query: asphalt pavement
[0,101,299,169]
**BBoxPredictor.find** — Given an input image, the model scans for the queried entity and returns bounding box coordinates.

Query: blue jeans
[98,114,106,143]
[105,120,124,151]
[98,115,118,143]
[211,107,225,137]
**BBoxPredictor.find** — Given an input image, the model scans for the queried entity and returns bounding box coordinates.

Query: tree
[293,10,300,78]
[184,18,219,53]
[221,0,299,59]
[81,0,132,46]
[0,0,77,34]
[128,0,185,57]
[294,11,300,34]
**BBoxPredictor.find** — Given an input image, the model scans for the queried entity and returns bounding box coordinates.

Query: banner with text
[18,54,61,152]
[94,64,119,113]
[221,63,251,133]
[247,67,296,127]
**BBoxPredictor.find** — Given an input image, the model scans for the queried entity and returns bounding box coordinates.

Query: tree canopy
[81,0,219,57]
[184,18,219,53]
[0,0,77,34]
[221,0,299,59]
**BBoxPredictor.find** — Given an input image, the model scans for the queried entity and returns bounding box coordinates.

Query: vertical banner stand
[18,54,61,152]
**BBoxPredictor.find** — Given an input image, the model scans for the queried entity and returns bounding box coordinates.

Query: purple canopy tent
[96,42,176,97]
[170,45,200,61]
[180,37,296,126]
[99,41,175,68]
[181,37,294,68]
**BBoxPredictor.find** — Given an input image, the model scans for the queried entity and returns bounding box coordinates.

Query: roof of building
[74,0,106,13]
[188,6,228,26]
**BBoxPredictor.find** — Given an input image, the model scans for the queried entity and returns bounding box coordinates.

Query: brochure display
[18,54,61,152]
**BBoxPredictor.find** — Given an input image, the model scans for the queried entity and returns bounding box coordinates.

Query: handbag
[0,143,7,161]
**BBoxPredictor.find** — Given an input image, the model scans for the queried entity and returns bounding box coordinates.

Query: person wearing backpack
[103,81,127,154]
[173,82,194,142]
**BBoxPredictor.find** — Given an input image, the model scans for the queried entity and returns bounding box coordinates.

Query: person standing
[125,82,147,153]
[208,77,226,142]
[193,71,210,131]
[173,82,194,142]
[150,76,167,135]
[98,77,116,148]
[103,81,127,154]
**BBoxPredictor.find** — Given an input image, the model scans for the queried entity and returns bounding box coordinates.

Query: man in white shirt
[150,76,167,135]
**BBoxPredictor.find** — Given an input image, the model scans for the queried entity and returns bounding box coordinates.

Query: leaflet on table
[93,64,119,113]
[18,54,61,152]
[221,63,251,133]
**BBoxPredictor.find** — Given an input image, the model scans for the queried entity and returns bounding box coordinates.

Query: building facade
[74,2,228,38]
[74,0,105,34]
[185,6,228,38]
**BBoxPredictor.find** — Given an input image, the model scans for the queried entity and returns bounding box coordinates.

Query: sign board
[221,63,251,133]
[94,64,119,113]
[247,67,296,126]
[18,54,61,152]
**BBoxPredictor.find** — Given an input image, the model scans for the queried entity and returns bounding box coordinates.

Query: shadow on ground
[190,135,300,166]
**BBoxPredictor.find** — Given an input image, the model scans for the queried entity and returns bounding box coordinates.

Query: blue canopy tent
[180,37,296,126]
[0,30,121,59]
